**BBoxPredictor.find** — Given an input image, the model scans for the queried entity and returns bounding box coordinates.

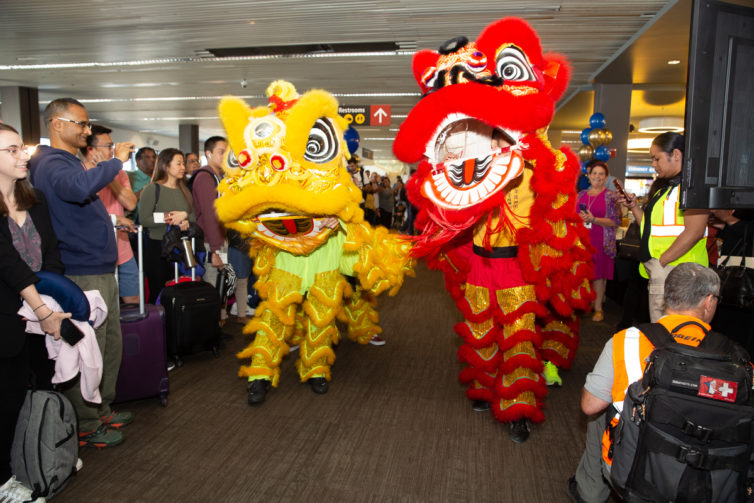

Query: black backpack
[608,321,754,502]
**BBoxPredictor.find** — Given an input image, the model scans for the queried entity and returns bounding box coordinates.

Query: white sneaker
[289,344,300,352]
[369,335,386,346]
[230,302,255,316]
[76,457,84,472]
[0,476,46,502]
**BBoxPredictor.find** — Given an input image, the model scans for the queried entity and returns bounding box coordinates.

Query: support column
[179,124,200,155]
[0,86,41,144]
[548,129,563,149]
[593,84,632,185]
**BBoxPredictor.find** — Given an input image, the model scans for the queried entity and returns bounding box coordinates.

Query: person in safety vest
[567,263,740,503]
[616,132,709,322]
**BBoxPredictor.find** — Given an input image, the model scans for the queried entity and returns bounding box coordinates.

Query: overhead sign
[370,105,391,126]
[338,105,368,125]
[361,147,374,160]
[338,105,391,126]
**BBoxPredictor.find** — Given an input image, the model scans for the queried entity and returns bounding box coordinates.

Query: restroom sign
[338,105,391,126]
[338,105,368,125]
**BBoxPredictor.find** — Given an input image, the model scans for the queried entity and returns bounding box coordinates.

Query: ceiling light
[141,116,218,121]
[637,117,684,133]
[42,92,417,105]
[0,50,414,71]
[667,60,681,65]
[333,92,420,98]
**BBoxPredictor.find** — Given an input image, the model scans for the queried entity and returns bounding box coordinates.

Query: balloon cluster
[578,113,613,173]
[344,126,360,155]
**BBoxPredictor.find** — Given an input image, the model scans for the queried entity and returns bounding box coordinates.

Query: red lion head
[394,17,572,253]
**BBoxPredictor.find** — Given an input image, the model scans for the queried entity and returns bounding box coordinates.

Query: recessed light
[637,117,684,133]
[667,60,681,65]
[248,20,255,25]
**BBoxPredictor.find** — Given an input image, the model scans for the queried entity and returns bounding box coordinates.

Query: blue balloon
[580,128,592,146]
[581,161,588,174]
[344,126,360,154]
[594,145,610,162]
[589,112,606,129]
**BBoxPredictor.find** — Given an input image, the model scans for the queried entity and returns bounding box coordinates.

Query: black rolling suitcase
[160,240,221,367]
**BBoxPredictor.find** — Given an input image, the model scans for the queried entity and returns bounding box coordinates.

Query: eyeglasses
[55,117,92,129]
[0,146,28,157]
[93,144,115,150]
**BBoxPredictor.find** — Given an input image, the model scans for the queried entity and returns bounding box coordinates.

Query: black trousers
[0,334,53,482]
[143,237,173,304]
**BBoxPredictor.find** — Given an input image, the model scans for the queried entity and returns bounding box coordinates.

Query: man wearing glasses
[81,124,139,304]
[30,98,135,449]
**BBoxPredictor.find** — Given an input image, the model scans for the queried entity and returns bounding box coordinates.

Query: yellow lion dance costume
[215,81,414,404]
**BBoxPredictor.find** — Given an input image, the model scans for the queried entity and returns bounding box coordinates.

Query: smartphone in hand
[60,318,84,346]
[613,179,627,198]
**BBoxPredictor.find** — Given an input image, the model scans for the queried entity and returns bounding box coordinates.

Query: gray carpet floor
[56,262,622,502]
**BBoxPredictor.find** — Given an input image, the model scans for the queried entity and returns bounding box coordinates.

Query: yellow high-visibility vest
[639,184,708,278]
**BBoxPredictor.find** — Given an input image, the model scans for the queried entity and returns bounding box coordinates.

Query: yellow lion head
[215,81,363,255]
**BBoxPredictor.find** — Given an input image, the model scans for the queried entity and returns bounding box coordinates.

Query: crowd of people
[1,96,753,502]
[0,99,241,501]
[347,157,414,233]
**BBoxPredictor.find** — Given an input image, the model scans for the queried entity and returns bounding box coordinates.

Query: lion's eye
[304,118,338,164]
[227,149,239,168]
[253,121,275,139]
[496,46,535,82]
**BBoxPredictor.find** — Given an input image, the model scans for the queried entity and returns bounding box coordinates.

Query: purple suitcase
[114,226,169,406]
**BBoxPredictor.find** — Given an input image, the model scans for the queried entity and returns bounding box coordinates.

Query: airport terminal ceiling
[1,0,749,162]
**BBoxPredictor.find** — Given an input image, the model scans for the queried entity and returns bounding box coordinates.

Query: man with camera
[30,98,135,449]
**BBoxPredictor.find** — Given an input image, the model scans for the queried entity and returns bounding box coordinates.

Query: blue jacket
[29,145,120,275]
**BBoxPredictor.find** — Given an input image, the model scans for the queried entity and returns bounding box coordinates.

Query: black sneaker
[566,476,587,503]
[308,377,329,394]
[509,418,530,443]
[472,400,490,411]
[247,379,271,405]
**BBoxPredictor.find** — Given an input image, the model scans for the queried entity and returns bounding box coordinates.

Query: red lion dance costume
[393,17,593,441]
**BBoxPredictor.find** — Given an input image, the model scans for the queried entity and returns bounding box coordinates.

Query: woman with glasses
[0,124,70,503]
[138,148,195,303]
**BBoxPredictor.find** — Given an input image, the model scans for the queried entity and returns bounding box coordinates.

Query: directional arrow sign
[370,105,391,126]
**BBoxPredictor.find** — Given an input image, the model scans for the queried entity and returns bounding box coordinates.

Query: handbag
[714,229,754,311]
[616,221,641,260]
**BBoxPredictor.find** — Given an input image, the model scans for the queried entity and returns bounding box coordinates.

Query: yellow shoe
[543,361,562,387]
[592,310,604,322]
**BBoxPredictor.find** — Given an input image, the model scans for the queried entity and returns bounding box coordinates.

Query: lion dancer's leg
[237,267,302,405]
[492,285,547,434]
[458,254,547,442]
[456,284,499,409]
[340,286,381,345]
[539,312,580,378]
[296,270,348,394]
[289,308,307,350]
